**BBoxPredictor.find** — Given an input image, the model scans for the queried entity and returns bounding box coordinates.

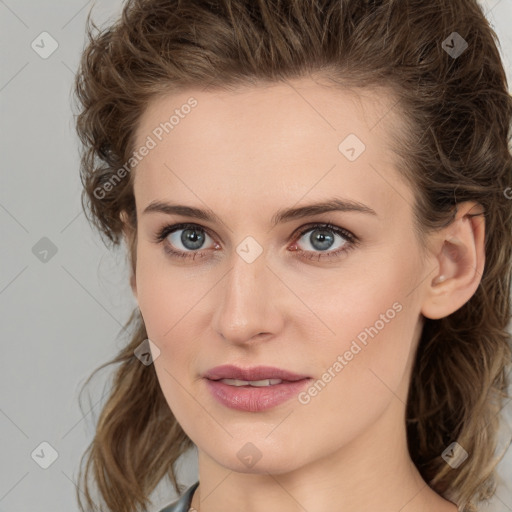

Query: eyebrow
[143,197,377,226]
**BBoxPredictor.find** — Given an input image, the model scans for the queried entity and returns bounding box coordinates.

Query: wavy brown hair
[72,0,512,511]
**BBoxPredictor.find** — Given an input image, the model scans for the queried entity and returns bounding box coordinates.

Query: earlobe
[421,201,485,320]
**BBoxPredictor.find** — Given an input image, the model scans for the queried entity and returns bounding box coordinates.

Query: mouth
[213,378,285,387]
[203,364,310,382]
[202,364,312,412]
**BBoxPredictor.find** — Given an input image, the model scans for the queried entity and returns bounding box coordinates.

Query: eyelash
[153,222,359,262]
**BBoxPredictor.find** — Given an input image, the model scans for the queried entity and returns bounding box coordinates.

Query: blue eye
[291,223,356,262]
[155,223,217,260]
[154,222,358,262]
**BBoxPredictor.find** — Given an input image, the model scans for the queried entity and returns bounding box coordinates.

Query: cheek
[310,250,420,391]
[134,246,204,381]
[135,244,182,335]
[290,279,417,455]
[134,252,195,413]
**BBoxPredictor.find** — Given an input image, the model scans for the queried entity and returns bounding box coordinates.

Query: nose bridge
[212,246,281,344]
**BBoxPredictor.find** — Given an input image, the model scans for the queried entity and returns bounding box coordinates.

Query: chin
[202,436,307,475]
[221,455,302,475]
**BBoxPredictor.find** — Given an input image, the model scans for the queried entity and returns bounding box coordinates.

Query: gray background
[0,0,511,510]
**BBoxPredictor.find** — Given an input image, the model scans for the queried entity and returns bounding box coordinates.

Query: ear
[120,210,138,299]
[421,201,485,320]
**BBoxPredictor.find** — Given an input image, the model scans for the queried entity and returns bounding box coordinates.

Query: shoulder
[158,481,199,512]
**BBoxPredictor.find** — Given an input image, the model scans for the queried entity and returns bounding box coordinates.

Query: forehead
[131,77,414,224]
[134,77,400,152]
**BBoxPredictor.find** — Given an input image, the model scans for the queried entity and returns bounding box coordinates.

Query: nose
[211,250,284,347]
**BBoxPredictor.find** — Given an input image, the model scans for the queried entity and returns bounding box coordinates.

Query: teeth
[219,378,283,387]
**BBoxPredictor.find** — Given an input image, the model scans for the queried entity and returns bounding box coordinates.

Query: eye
[289,222,358,262]
[154,223,218,260]
[153,222,358,262]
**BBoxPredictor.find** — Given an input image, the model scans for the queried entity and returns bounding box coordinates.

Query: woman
[73,1,512,511]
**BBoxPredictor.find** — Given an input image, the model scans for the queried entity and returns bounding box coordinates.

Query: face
[130,77,432,474]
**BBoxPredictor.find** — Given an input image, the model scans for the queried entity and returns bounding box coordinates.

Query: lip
[203,364,310,382]
[203,365,312,412]
[205,379,311,412]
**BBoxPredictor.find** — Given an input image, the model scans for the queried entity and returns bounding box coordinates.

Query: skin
[124,76,485,512]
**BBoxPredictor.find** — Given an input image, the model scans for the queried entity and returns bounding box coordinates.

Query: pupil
[311,229,334,251]
[182,228,205,250]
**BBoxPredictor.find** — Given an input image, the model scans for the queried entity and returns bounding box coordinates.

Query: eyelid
[293,221,357,243]
[154,221,357,244]
[153,221,359,261]
[153,222,216,244]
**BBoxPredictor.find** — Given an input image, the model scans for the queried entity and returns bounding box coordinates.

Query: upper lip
[203,364,310,382]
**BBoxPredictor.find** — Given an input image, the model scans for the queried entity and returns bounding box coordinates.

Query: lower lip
[204,378,311,412]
